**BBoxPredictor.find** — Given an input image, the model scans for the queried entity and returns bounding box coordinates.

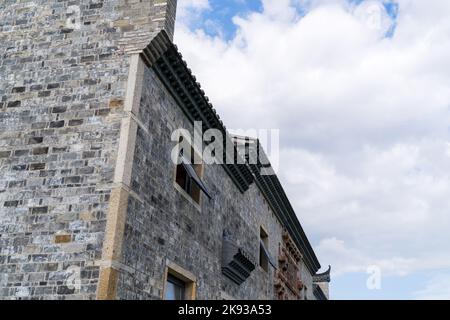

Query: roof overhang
[313,265,331,283]
[233,137,322,274]
[140,31,254,193]
[313,284,328,300]
[139,31,323,275]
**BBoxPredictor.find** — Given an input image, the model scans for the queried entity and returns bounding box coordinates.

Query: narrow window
[175,146,212,203]
[259,227,269,272]
[165,274,186,300]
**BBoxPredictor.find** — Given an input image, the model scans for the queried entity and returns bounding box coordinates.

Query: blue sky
[192,0,262,39]
[182,0,399,39]
[175,0,450,300]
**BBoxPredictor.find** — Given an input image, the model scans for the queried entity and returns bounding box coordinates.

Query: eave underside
[139,31,322,275]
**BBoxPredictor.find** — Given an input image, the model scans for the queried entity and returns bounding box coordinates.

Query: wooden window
[259,227,269,272]
[175,145,211,204]
[175,156,202,203]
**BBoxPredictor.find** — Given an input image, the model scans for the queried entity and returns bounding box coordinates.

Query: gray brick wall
[115,63,315,300]
[0,0,177,300]
[0,0,318,300]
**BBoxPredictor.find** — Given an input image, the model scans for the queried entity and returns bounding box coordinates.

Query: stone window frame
[172,131,204,212]
[162,261,197,300]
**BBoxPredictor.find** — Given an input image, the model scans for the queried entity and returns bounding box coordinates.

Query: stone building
[0,0,330,300]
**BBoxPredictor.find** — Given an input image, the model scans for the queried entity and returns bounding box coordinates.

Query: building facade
[0,0,330,300]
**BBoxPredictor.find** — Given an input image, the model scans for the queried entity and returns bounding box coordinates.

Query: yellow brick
[54,234,71,244]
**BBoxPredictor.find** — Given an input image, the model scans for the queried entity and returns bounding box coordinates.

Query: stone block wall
[113,60,315,300]
[0,0,177,300]
[0,0,320,300]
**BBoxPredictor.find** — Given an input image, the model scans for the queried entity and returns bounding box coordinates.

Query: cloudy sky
[173,0,450,299]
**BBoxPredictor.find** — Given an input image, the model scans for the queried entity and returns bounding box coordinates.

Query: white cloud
[316,238,450,278]
[178,0,210,12]
[414,275,450,300]
[177,0,211,27]
[353,0,394,36]
[174,0,450,283]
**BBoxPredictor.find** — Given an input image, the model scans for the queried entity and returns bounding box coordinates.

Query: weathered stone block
[0,151,11,158]
[55,235,72,244]
[30,207,48,214]
[7,101,21,108]
[32,147,49,155]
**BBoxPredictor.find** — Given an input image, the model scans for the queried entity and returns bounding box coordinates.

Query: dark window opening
[175,146,212,203]
[165,274,186,300]
[259,228,269,272]
[176,163,202,203]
